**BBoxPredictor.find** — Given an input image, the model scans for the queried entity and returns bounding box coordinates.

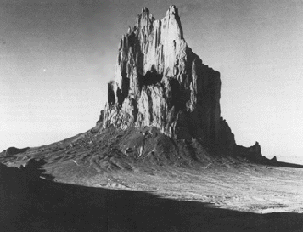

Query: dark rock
[5,147,30,156]
[235,142,266,162]
[249,142,262,157]
[97,6,263,157]
[271,156,277,162]
[125,147,133,154]
[91,126,100,133]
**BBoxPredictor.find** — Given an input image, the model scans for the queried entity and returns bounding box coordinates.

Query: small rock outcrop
[97,6,252,153]
[235,142,267,162]
[5,147,30,156]
[271,156,277,162]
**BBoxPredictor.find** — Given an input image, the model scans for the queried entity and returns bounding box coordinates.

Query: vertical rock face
[99,6,236,150]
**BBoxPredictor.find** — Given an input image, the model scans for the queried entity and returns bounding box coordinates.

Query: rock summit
[97,6,260,156]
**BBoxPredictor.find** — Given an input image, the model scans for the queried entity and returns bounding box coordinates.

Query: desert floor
[52,160,303,214]
[2,159,303,232]
[2,127,303,231]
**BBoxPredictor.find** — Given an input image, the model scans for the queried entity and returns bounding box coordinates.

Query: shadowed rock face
[5,147,30,156]
[97,6,260,155]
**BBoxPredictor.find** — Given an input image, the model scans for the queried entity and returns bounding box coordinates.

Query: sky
[1,0,303,161]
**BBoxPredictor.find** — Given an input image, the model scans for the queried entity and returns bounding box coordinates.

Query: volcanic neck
[98,6,235,150]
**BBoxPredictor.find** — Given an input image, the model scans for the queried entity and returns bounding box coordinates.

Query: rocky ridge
[97,6,253,155]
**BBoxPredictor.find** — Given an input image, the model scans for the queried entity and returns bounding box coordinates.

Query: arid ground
[1,127,303,231]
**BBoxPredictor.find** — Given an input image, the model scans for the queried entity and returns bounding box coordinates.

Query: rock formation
[5,147,30,156]
[97,6,257,155]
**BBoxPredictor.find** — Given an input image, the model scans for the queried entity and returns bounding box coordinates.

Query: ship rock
[97,6,261,157]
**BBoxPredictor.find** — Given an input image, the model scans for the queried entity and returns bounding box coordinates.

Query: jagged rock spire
[114,5,187,101]
[98,6,236,150]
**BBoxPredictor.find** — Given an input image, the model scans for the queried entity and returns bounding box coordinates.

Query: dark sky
[1,0,303,160]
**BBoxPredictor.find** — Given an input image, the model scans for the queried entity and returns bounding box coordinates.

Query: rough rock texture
[235,142,266,161]
[98,6,237,151]
[5,147,30,156]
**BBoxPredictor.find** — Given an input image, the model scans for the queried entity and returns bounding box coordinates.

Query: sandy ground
[2,160,303,231]
[48,160,303,214]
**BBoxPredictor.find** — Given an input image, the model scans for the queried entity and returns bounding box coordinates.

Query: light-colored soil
[52,162,303,214]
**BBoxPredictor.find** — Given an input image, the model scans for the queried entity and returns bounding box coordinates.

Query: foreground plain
[1,128,303,231]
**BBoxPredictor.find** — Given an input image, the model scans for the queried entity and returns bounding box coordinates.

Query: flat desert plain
[2,158,303,231]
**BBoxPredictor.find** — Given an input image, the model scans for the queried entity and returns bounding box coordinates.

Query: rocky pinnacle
[98,6,236,150]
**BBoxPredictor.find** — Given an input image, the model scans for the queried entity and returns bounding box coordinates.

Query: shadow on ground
[1,162,303,232]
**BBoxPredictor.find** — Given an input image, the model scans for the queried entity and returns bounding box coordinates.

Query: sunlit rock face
[99,6,235,149]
